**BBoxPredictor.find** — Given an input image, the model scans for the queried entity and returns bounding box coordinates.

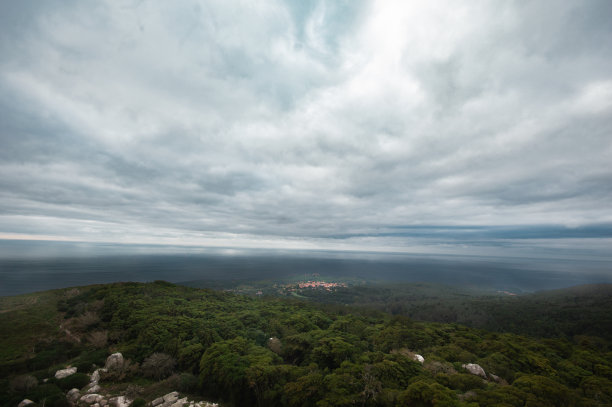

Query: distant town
[225,275,351,297]
[277,280,347,293]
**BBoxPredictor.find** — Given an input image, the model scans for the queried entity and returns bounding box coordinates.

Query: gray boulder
[105,353,124,370]
[90,368,106,384]
[87,384,101,394]
[80,394,103,404]
[67,388,81,401]
[108,396,131,407]
[55,366,77,379]
[170,397,188,407]
[163,391,179,403]
[18,400,35,407]
[462,363,486,378]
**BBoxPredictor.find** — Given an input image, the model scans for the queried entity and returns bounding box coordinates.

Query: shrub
[73,311,101,332]
[26,383,63,403]
[45,393,70,407]
[9,375,38,393]
[177,373,198,392]
[100,359,139,382]
[130,398,146,407]
[436,373,486,391]
[74,349,108,373]
[87,330,108,348]
[124,384,144,399]
[141,353,176,380]
[57,373,90,391]
[27,342,79,371]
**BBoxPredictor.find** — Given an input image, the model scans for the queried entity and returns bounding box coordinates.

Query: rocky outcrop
[412,354,425,363]
[55,353,217,407]
[462,363,487,378]
[55,366,77,379]
[63,379,216,407]
[74,393,113,406]
[189,401,218,407]
[152,392,218,407]
[105,353,124,370]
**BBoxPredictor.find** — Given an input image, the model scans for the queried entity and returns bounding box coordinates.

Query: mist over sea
[1,240,611,297]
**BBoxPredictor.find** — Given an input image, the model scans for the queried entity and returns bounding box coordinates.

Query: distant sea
[1,240,611,297]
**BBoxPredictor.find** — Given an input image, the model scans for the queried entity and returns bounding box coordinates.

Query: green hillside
[1,282,612,406]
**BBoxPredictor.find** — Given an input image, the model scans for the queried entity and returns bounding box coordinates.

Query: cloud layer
[1,0,611,254]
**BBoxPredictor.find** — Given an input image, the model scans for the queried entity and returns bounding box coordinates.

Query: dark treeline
[294,283,612,342]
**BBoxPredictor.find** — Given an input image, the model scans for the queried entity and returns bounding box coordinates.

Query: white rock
[55,366,77,379]
[91,368,104,383]
[105,353,124,370]
[152,397,165,406]
[171,397,188,407]
[163,392,179,403]
[81,394,103,404]
[18,399,35,407]
[108,396,131,407]
[92,404,100,407]
[67,388,81,400]
[87,384,101,394]
[412,354,425,363]
[462,363,487,378]
[100,400,108,407]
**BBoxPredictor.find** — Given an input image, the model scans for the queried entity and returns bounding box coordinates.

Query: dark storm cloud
[0,0,611,255]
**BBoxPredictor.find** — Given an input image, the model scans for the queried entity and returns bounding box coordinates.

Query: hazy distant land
[1,240,611,297]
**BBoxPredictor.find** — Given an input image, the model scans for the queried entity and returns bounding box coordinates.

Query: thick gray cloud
[1,0,611,256]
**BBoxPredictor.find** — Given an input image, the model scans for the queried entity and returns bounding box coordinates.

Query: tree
[397,380,459,407]
[199,337,281,406]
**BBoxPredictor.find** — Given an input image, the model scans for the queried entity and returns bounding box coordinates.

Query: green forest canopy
[1,281,611,406]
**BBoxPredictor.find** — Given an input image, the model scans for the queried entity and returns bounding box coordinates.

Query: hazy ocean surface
[1,240,611,297]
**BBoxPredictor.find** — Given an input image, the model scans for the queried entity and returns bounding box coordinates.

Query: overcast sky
[1,0,611,256]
